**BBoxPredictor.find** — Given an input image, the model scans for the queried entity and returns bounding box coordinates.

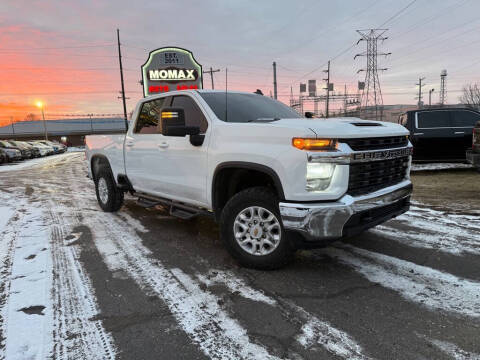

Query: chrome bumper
[279,180,412,241]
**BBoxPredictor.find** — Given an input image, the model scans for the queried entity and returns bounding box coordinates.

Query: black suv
[399,108,480,161]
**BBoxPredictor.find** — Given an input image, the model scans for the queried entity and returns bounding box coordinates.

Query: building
[0,117,126,146]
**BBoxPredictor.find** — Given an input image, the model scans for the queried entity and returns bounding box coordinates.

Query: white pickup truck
[86,90,413,269]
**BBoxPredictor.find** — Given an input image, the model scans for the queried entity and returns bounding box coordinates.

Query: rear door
[414,110,453,160]
[451,110,480,152]
[124,96,168,193]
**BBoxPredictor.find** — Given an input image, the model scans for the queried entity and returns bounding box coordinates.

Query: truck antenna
[225,67,228,122]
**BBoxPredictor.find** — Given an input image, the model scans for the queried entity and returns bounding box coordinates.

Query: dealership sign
[141,47,203,97]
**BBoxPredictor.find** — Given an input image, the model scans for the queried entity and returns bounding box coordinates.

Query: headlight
[306,163,335,192]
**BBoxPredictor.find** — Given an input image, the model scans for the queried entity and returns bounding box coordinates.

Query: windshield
[199,92,301,123]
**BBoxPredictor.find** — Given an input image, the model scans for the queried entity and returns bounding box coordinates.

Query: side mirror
[161,108,200,136]
[305,112,314,118]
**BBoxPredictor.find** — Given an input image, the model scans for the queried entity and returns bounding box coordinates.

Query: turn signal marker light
[292,138,337,151]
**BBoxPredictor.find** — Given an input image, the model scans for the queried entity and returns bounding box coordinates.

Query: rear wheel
[94,166,124,212]
[220,187,294,270]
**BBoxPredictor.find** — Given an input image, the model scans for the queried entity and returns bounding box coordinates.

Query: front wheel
[220,187,294,270]
[94,166,124,212]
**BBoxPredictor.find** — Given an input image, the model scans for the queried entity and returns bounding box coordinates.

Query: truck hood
[270,117,409,138]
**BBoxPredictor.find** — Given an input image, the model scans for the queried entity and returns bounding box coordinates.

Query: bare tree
[460,83,480,108]
[24,113,38,121]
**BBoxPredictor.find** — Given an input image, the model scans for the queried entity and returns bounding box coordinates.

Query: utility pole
[429,88,435,107]
[117,29,128,131]
[323,60,331,118]
[204,67,220,89]
[40,105,47,141]
[272,61,277,100]
[344,84,348,116]
[10,116,15,135]
[355,29,390,120]
[416,77,425,108]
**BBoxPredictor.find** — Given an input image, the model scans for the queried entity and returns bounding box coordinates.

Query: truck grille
[341,136,408,151]
[348,156,409,196]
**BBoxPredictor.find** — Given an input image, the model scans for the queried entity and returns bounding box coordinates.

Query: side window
[134,98,166,134]
[452,110,480,128]
[171,95,208,133]
[417,111,450,129]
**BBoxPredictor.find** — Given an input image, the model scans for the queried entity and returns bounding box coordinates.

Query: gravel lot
[0,153,479,360]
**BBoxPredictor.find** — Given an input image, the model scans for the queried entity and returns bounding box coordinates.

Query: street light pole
[429,88,435,107]
[37,101,48,141]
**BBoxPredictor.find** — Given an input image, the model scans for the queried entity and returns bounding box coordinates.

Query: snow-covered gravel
[0,152,80,173]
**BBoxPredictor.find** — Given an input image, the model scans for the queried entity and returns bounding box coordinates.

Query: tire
[94,166,124,212]
[220,187,294,270]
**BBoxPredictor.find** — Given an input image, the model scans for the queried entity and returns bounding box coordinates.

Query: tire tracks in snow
[0,205,20,360]
[324,244,480,319]
[57,159,370,359]
[372,205,480,256]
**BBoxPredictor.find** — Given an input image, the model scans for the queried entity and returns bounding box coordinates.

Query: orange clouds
[0,24,128,126]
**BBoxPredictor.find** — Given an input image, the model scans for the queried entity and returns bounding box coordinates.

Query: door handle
[158,142,169,149]
[125,141,134,147]
[454,131,465,134]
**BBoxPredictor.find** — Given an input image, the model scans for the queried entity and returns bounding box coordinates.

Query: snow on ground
[0,152,80,173]
[411,162,473,171]
[426,337,480,360]
[59,171,371,360]
[1,151,480,359]
[0,169,116,359]
[66,146,85,153]
[372,204,480,256]
[326,244,480,318]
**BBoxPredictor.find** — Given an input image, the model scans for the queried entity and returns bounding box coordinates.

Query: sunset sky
[1,0,479,126]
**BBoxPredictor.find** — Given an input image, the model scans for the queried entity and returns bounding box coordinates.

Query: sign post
[141,47,203,97]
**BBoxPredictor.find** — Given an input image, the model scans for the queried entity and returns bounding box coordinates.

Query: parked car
[18,141,41,158]
[0,148,7,164]
[466,120,480,171]
[0,140,22,161]
[37,140,64,154]
[30,141,55,155]
[27,141,50,157]
[51,141,67,153]
[399,107,480,161]
[8,141,35,159]
[86,90,413,269]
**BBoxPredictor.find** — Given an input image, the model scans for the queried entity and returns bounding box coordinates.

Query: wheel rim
[233,206,282,256]
[98,177,109,204]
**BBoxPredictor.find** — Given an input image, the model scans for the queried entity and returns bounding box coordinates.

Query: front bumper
[279,180,412,241]
[466,149,480,168]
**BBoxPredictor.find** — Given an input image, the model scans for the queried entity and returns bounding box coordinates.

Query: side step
[136,194,212,220]
[170,207,197,220]
[137,197,161,208]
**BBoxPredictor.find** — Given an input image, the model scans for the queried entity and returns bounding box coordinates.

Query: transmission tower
[439,69,447,105]
[355,29,390,120]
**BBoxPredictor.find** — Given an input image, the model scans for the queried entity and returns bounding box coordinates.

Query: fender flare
[211,161,285,210]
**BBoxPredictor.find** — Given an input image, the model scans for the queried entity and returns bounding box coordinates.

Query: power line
[378,0,418,28]
[0,43,114,51]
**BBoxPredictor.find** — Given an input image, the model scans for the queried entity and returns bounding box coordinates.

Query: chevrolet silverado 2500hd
[86,90,413,269]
